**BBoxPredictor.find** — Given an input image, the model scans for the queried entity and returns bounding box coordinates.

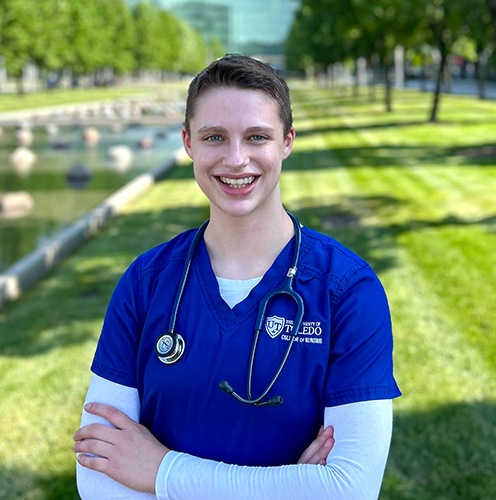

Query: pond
[0,122,184,273]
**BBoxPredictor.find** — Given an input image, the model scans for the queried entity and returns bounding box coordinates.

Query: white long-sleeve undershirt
[76,375,393,500]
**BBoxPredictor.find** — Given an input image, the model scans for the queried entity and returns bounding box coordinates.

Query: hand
[297,425,334,465]
[73,403,169,493]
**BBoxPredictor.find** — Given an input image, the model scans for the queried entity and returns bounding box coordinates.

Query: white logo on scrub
[265,316,285,338]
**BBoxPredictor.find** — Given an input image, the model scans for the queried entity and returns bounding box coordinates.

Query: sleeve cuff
[155,451,183,500]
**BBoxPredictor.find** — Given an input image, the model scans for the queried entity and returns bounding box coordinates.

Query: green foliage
[286,0,496,119]
[0,0,207,86]
[176,19,207,73]
[133,2,207,73]
[133,1,165,71]
[208,37,226,62]
[0,0,38,76]
[106,0,137,74]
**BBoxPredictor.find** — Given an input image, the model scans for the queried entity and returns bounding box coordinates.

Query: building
[128,0,300,57]
[172,1,229,49]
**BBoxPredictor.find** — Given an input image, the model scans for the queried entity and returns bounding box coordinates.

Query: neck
[204,205,295,280]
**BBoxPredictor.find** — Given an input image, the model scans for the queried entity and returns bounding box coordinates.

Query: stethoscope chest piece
[155,332,185,364]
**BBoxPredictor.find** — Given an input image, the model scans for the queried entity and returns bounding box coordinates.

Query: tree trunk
[16,77,25,95]
[421,63,428,91]
[384,61,392,112]
[369,55,378,103]
[353,59,359,97]
[429,44,448,123]
[477,48,487,99]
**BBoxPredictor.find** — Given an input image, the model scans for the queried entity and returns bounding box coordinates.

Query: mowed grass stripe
[291,85,496,498]
[325,91,496,373]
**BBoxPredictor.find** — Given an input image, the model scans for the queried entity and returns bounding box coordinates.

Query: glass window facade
[129,0,300,56]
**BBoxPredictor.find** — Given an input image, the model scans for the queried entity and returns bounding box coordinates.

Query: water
[0,123,184,272]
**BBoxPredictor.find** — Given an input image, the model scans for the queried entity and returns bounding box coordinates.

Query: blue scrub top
[92,225,401,467]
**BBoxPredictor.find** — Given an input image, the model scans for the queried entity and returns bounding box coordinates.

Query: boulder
[137,137,154,149]
[15,129,34,147]
[107,145,133,172]
[46,123,60,136]
[0,191,35,218]
[82,127,101,146]
[66,162,92,189]
[8,147,37,174]
[52,139,71,150]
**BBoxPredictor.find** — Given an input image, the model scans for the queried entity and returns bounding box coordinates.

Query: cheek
[194,148,217,169]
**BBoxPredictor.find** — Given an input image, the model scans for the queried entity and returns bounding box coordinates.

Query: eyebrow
[196,125,276,135]
[197,126,228,134]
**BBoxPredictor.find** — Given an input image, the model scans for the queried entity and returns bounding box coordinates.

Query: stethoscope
[154,213,304,407]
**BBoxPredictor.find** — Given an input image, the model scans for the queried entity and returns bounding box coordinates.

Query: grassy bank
[0,82,187,113]
[0,84,495,499]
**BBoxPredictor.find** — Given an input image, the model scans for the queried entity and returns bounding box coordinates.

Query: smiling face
[182,87,295,220]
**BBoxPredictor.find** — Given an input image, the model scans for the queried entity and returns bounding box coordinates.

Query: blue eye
[251,135,266,142]
[206,135,222,142]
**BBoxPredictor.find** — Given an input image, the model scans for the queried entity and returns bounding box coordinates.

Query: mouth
[218,176,256,189]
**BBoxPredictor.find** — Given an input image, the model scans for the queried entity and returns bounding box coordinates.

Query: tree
[286,0,349,75]
[0,0,38,92]
[286,0,418,111]
[30,0,72,79]
[133,2,165,71]
[106,0,137,76]
[175,19,206,74]
[207,37,226,62]
[462,0,495,98]
[65,0,116,82]
[415,0,470,121]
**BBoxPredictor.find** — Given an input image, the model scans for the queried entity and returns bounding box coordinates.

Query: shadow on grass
[0,467,78,500]
[291,200,400,275]
[293,198,496,265]
[382,401,496,500]
[295,119,496,138]
[284,144,496,172]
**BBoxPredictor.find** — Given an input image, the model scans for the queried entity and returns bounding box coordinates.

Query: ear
[282,127,295,160]
[182,127,194,160]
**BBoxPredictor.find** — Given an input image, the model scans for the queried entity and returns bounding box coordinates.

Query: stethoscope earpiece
[155,332,185,364]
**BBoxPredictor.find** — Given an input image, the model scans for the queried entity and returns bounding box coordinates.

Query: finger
[76,452,109,473]
[306,437,334,465]
[299,435,334,465]
[73,437,115,458]
[83,403,134,430]
[297,426,334,464]
[73,423,119,444]
[323,425,334,438]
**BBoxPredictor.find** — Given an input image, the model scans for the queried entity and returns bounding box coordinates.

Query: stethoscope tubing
[156,213,304,407]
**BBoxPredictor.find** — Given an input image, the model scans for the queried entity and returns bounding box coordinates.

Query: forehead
[192,87,282,127]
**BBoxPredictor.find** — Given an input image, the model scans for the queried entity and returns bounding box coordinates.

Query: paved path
[403,78,496,100]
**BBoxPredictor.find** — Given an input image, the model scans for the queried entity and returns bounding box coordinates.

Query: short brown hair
[184,54,293,137]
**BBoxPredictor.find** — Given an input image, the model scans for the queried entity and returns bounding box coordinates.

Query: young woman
[74,54,401,500]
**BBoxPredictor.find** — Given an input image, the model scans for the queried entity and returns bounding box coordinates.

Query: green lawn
[0,84,495,499]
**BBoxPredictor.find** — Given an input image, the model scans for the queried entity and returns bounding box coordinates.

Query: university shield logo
[265,316,285,338]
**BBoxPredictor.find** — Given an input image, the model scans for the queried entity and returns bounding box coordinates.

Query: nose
[223,140,249,170]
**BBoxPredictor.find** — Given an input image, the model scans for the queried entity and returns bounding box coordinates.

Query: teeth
[220,176,255,188]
